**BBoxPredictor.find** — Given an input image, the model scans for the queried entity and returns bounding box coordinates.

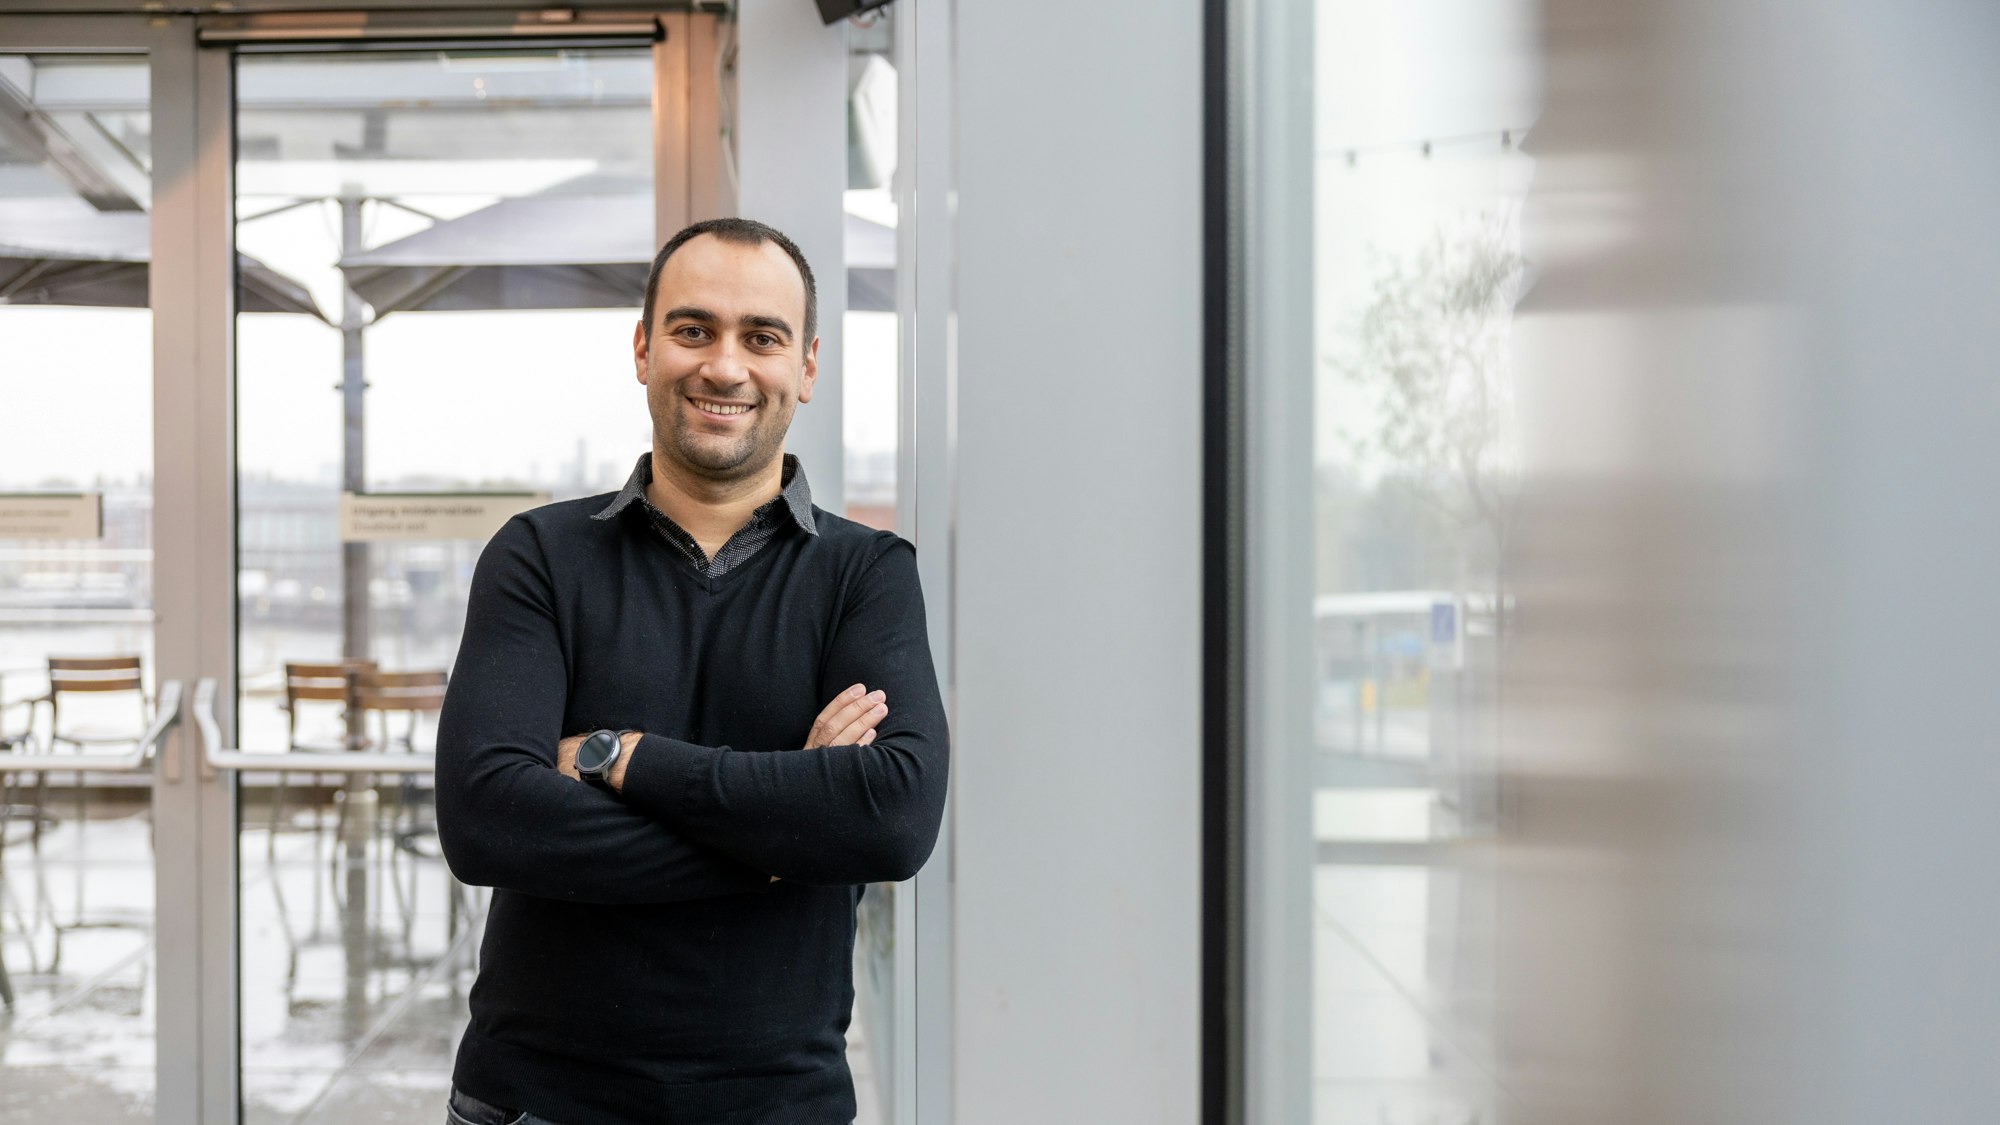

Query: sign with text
[339,492,548,542]
[0,492,103,540]
[1428,599,1465,671]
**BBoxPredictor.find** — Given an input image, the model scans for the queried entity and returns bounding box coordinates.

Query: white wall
[950,1,1205,1121]
[736,1,846,508]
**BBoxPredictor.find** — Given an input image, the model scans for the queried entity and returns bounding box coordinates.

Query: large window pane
[0,52,156,1124]
[1310,4,1538,1122]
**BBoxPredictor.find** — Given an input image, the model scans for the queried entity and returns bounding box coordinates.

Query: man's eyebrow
[660,305,718,325]
[741,314,795,343]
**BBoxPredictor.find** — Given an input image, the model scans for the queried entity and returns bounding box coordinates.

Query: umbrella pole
[339,194,371,672]
[339,196,374,873]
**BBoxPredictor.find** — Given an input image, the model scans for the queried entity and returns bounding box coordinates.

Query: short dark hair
[640,217,818,345]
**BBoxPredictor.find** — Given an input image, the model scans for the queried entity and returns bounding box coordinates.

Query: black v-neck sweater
[434,492,948,1125]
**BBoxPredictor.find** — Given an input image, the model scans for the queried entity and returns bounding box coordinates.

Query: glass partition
[0,51,157,1124]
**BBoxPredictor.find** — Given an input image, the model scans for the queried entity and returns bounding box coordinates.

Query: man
[435,218,949,1125]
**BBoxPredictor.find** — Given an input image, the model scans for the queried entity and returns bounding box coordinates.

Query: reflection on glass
[232,48,654,1123]
[1310,3,1536,1122]
[0,53,157,1124]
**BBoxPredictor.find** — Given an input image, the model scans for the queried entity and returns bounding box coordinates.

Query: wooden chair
[269,660,376,857]
[356,669,447,851]
[26,656,150,851]
[44,656,149,752]
[356,669,447,754]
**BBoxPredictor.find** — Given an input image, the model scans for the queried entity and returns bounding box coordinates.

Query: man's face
[633,234,818,483]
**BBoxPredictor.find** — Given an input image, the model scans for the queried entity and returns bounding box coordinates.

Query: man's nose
[700,340,752,386]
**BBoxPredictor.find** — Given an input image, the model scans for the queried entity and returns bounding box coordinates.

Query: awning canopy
[339,192,650,316]
[0,202,326,319]
[339,192,897,319]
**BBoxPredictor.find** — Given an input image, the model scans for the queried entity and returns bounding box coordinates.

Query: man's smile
[686,394,757,420]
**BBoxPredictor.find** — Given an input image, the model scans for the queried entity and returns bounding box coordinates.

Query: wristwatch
[576,729,628,791]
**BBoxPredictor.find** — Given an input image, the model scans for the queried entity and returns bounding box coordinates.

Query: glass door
[0,30,168,1123]
[199,13,905,1125]
[226,40,661,1123]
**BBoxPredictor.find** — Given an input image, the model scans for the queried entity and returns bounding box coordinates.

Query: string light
[1328,125,1533,169]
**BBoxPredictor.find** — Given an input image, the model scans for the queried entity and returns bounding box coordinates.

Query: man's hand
[806,683,887,749]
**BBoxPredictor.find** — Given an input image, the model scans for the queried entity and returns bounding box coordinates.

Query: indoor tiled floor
[1314,788,1501,1125]
[0,801,156,1123]
[0,791,888,1125]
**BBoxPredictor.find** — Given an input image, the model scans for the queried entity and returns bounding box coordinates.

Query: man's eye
[750,334,776,348]
[676,326,708,341]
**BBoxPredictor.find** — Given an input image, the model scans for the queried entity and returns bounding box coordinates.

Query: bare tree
[1329,212,1526,576]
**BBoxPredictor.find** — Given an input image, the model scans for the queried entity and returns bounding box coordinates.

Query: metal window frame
[893,5,954,1124]
[1200,0,1244,1118]
[0,17,150,50]
[1238,0,1317,1122]
[1210,0,1316,1123]
[178,32,246,1124]
[196,9,664,45]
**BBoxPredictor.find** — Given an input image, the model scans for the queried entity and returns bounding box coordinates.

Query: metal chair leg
[0,804,13,1011]
[269,770,289,861]
[32,771,48,851]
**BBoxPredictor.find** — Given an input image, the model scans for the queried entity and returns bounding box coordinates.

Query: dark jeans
[445,1085,564,1125]
[446,1082,858,1124]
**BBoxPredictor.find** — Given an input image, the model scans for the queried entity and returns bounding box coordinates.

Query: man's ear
[797,336,820,404]
[632,319,650,384]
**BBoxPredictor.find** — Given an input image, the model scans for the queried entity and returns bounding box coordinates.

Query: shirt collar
[592,452,818,536]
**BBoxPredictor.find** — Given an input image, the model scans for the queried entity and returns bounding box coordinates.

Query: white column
[951,1,1205,1121]
[735,2,847,510]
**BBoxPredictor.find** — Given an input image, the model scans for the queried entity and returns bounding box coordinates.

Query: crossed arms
[434,518,949,904]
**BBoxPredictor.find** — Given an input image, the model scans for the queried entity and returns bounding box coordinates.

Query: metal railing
[0,679,182,774]
[192,678,436,776]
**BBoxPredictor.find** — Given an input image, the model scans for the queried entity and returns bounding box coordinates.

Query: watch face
[577,731,618,774]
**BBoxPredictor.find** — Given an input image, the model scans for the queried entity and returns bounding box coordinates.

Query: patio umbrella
[339,190,896,318]
[340,192,650,316]
[0,202,326,319]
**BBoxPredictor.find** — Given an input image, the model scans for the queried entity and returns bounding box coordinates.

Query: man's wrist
[608,730,642,792]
